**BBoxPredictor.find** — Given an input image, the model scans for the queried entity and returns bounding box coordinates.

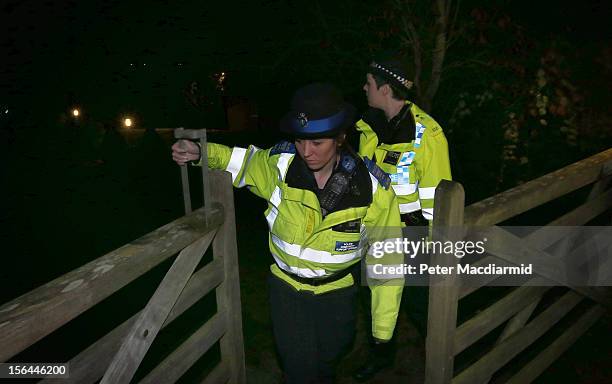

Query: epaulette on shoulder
[363,157,391,190]
[269,140,296,156]
[416,115,443,136]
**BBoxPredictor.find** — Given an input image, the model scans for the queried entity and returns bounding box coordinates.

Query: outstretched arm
[171,139,277,200]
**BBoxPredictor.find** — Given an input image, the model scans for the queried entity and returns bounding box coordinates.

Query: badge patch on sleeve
[270,141,296,156]
[363,157,392,189]
[335,241,360,252]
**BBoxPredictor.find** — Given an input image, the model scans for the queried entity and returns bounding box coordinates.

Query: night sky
[2,0,611,128]
[2,0,373,127]
[3,0,291,126]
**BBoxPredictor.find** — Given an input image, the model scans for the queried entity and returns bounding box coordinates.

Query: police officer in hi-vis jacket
[172,83,404,384]
[353,54,452,381]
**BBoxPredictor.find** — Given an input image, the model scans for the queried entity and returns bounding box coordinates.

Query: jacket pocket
[272,213,299,244]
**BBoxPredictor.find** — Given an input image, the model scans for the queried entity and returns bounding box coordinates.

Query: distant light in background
[72,108,80,117]
[214,71,227,92]
[4,109,7,114]
[123,117,133,127]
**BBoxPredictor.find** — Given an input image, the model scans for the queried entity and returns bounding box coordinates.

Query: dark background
[1,0,611,382]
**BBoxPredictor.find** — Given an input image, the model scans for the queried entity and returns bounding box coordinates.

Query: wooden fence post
[425,180,465,384]
[210,170,246,383]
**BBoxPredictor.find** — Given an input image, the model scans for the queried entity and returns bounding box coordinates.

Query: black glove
[402,211,429,227]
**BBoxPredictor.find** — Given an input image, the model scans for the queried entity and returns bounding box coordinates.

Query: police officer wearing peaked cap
[353,53,452,381]
[172,83,405,383]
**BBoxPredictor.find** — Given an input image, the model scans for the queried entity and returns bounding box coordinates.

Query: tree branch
[423,0,450,110]
[447,0,461,43]
[397,2,423,101]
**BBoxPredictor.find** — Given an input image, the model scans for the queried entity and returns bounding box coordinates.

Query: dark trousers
[402,225,430,337]
[268,273,357,384]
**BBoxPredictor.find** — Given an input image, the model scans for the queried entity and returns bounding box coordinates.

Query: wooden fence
[0,170,246,384]
[425,148,612,383]
[2,137,610,384]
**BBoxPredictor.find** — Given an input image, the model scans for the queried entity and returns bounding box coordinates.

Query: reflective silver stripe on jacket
[392,183,418,196]
[399,200,421,214]
[276,153,292,181]
[271,234,366,264]
[271,252,327,278]
[418,186,436,199]
[225,147,247,182]
[265,186,282,230]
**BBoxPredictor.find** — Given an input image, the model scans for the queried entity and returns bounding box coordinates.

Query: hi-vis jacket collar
[362,103,415,144]
[284,148,373,212]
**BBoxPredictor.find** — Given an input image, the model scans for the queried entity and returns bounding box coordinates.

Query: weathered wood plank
[544,188,612,227]
[201,361,230,384]
[425,180,465,384]
[452,290,583,384]
[180,163,192,214]
[464,148,612,226]
[496,300,539,343]
[139,312,226,384]
[211,170,246,384]
[174,128,212,213]
[505,304,604,384]
[199,132,211,213]
[460,220,612,298]
[165,261,223,323]
[475,225,612,306]
[101,229,217,384]
[586,161,612,200]
[0,205,224,363]
[480,300,541,383]
[41,259,224,384]
[459,175,612,296]
[454,284,550,355]
[458,256,504,299]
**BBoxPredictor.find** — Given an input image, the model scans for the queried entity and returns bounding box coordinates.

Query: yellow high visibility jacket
[200,141,404,341]
[357,102,452,221]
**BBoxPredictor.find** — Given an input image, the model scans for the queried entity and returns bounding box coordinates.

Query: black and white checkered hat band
[370,62,413,90]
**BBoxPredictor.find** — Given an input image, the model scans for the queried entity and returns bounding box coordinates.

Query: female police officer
[172,83,403,383]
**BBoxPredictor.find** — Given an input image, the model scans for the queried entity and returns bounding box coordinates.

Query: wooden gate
[426,148,612,383]
[0,170,245,384]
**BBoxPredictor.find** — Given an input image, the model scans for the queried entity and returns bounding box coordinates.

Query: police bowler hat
[280,83,356,139]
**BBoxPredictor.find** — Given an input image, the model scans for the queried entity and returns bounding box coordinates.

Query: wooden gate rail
[0,170,246,384]
[43,258,225,383]
[425,148,612,384]
[100,229,219,383]
[464,148,612,226]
